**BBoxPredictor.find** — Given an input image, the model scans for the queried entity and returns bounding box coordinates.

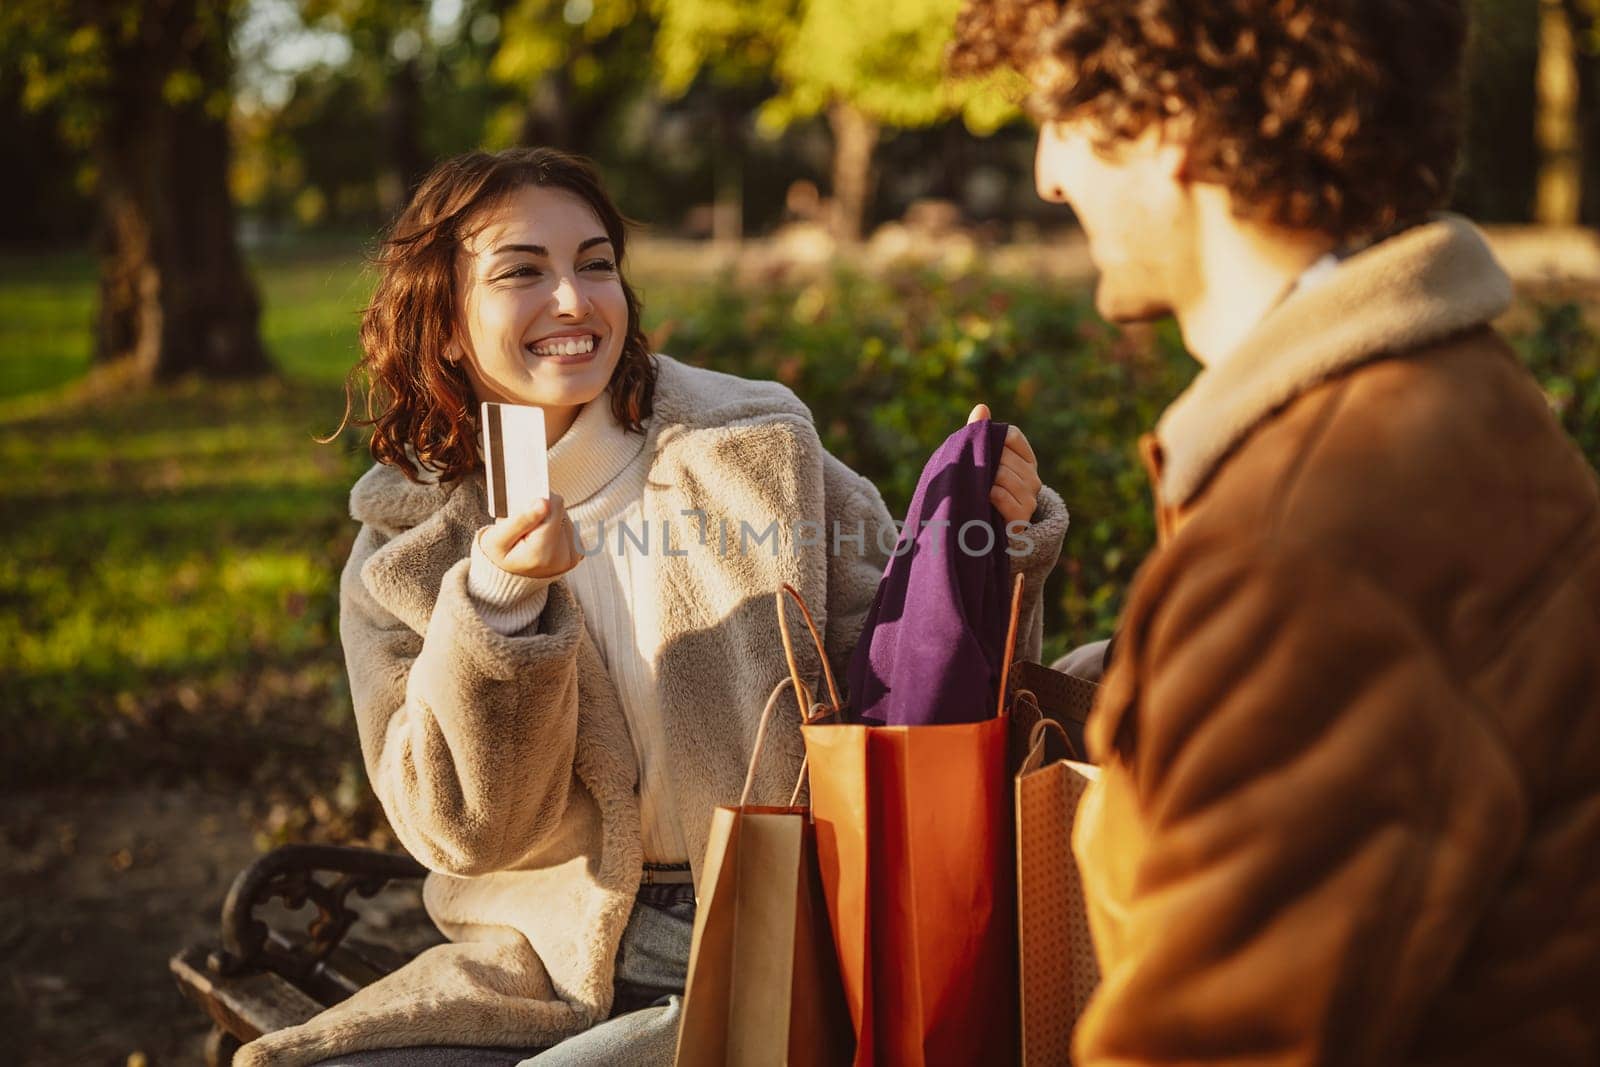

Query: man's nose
[1035,141,1069,203]
[1036,131,1075,204]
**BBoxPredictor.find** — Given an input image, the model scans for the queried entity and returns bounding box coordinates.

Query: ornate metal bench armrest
[208,844,428,983]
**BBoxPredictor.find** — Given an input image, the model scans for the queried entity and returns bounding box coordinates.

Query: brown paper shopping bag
[674,677,854,1067]
[1014,715,1100,1066]
[782,579,1025,1067]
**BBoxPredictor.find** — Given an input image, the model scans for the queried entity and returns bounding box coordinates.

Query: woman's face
[454,184,629,440]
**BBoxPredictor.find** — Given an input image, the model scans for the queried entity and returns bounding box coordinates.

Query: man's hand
[479,492,582,579]
[968,403,1042,526]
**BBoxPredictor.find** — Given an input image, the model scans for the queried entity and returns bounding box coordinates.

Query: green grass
[0,247,375,791]
[253,246,376,390]
[0,250,98,399]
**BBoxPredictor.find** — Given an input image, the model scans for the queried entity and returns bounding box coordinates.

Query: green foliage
[0,0,242,151]
[3,4,115,150]
[493,0,647,87]
[652,0,1022,135]
[652,0,796,94]
[1514,299,1600,461]
[484,0,659,151]
[763,0,1022,134]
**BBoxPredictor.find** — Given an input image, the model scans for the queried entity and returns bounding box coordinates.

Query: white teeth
[530,336,596,357]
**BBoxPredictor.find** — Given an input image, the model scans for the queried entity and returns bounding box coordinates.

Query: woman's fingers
[482,498,549,556]
[1004,424,1037,465]
[993,465,1038,521]
[990,484,1029,523]
[999,449,1043,492]
[481,493,582,578]
[960,415,1041,525]
[994,463,1036,503]
[998,439,1043,495]
[970,411,1038,472]
[543,492,568,528]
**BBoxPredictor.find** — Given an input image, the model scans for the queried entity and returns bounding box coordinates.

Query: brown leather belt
[641,863,693,885]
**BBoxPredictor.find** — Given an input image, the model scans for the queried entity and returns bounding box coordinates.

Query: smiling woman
[453,185,630,440]
[240,144,1070,1067]
[339,149,657,482]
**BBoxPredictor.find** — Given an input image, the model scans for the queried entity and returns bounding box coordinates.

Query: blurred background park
[3,0,1600,1062]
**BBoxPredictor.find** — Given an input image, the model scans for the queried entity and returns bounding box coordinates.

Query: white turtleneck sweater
[464,394,689,865]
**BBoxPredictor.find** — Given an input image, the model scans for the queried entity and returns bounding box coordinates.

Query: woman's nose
[552,275,591,319]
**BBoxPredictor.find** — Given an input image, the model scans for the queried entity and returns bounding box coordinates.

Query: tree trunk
[521,69,575,150]
[713,101,744,245]
[828,101,880,245]
[380,55,427,218]
[1537,0,1582,225]
[94,177,157,375]
[1565,0,1600,226]
[94,0,268,381]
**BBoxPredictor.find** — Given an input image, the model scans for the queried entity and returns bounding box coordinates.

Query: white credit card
[481,401,549,519]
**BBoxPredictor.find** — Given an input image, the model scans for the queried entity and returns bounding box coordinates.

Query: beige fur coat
[238,356,1068,1065]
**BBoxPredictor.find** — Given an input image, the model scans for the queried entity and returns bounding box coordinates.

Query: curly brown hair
[950,0,1468,242]
[332,147,657,483]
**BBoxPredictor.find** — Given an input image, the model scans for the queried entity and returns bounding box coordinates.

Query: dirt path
[2,786,262,1066]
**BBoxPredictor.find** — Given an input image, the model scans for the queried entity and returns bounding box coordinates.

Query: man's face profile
[1035,117,1191,327]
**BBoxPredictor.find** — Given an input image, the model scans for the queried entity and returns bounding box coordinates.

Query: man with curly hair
[953,2,1600,1064]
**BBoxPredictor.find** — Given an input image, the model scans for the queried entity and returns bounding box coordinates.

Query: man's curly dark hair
[950,0,1468,242]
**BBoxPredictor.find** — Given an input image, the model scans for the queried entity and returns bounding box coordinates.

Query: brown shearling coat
[1072,217,1600,1065]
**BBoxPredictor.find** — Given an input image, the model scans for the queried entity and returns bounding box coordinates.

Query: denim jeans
[307,881,696,1067]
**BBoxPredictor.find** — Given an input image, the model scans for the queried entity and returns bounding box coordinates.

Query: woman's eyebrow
[487,236,610,257]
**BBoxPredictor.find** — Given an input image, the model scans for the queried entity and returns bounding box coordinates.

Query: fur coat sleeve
[341,522,598,877]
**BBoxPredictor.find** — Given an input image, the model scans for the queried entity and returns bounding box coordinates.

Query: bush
[647,265,1197,660]
[1515,300,1600,465]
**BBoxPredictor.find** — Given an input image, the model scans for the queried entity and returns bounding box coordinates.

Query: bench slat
[170,945,324,1043]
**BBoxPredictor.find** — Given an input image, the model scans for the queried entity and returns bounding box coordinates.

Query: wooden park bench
[168,659,1100,1066]
[169,843,445,1066]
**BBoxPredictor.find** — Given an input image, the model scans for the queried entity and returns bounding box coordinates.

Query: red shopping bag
[777,578,1024,1067]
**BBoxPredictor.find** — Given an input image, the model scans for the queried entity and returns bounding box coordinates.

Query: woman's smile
[525,329,602,364]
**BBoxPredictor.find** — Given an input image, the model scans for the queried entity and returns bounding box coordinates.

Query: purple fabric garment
[845,420,1012,726]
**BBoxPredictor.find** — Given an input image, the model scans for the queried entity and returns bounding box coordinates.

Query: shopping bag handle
[777,583,845,724]
[739,675,817,809]
[1026,712,1082,767]
[996,571,1026,720]
[780,569,1025,725]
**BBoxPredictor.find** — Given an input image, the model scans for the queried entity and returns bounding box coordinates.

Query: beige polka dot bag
[1014,698,1101,1066]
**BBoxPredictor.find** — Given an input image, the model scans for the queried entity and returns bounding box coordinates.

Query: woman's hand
[479,492,582,579]
[968,403,1042,527]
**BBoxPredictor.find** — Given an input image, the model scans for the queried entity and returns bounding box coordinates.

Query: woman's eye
[499,265,540,280]
[582,259,617,273]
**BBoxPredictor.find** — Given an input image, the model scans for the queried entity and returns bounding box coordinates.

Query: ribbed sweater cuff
[468,530,551,635]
